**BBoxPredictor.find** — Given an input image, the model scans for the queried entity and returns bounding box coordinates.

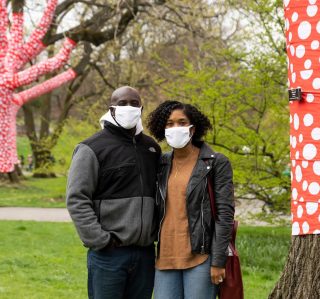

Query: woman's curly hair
[147,100,212,143]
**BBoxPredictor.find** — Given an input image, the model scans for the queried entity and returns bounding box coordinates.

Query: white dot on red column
[306,94,314,102]
[296,165,302,182]
[290,45,295,56]
[317,20,320,33]
[313,161,320,175]
[302,221,310,234]
[304,59,312,69]
[285,18,290,31]
[292,136,297,148]
[292,188,298,200]
[312,78,320,89]
[292,12,298,21]
[295,151,300,159]
[303,144,317,160]
[303,114,313,126]
[309,182,320,195]
[311,128,320,140]
[298,21,312,39]
[299,197,304,202]
[311,40,319,49]
[297,205,303,218]
[302,161,308,168]
[307,5,318,17]
[292,222,300,235]
[306,202,318,215]
[292,73,297,82]
[296,45,305,58]
[299,134,303,143]
[301,70,313,80]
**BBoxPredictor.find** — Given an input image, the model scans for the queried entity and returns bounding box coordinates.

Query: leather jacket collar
[158,142,216,201]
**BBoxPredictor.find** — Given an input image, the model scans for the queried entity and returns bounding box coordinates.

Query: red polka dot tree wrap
[0,0,77,173]
[285,0,320,235]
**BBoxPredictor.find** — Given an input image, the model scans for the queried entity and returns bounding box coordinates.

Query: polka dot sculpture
[285,0,320,235]
[0,0,77,173]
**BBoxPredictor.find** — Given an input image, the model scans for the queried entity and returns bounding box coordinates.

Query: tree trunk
[0,166,20,183]
[32,145,56,178]
[269,235,320,299]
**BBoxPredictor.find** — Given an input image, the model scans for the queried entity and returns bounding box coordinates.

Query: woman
[147,101,235,299]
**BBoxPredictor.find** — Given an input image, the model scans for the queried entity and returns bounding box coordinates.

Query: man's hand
[211,266,226,285]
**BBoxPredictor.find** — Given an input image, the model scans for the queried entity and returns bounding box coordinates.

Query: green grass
[0,222,291,299]
[238,226,291,298]
[0,221,86,299]
[17,136,32,160]
[0,177,67,208]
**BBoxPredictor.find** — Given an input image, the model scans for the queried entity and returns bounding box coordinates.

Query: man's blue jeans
[153,258,219,299]
[87,245,155,299]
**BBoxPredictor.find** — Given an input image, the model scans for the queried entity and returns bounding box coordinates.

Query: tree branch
[15,38,76,88]
[91,63,116,90]
[5,0,24,71]
[19,0,58,66]
[0,0,8,71]
[45,0,140,46]
[56,0,113,16]
[73,42,92,75]
[13,68,77,106]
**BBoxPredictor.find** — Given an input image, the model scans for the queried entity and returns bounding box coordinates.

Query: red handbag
[207,176,244,299]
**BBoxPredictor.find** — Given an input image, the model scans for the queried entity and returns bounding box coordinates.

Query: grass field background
[0,222,290,299]
[0,177,67,208]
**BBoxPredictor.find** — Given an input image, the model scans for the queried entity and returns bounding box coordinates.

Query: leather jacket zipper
[133,137,144,243]
[157,183,166,244]
[200,178,207,254]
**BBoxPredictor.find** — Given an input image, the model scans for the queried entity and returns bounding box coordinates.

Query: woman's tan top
[156,147,208,270]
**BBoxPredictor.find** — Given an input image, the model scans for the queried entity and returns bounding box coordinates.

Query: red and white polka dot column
[285,0,320,235]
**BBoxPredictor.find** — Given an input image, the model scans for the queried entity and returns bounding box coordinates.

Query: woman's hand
[210,266,226,285]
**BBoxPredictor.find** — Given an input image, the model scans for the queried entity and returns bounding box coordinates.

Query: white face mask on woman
[165,125,193,149]
[111,106,142,129]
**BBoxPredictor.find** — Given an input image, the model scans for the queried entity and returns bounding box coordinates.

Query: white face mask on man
[111,105,142,129]
[165,125,193,149]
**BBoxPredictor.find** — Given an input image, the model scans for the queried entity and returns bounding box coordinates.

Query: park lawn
[238,226,291,298]
[0,177,67,208]
[0,222,291,299]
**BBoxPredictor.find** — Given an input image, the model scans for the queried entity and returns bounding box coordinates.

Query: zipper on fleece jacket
[133,137,144,243]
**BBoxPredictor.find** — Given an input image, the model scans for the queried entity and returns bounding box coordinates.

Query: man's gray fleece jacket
[66,122,161,251]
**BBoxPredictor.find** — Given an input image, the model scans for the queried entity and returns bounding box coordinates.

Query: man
[66,86,161,299]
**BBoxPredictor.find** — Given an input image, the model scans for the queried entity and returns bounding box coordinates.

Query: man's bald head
[110,86,142,107]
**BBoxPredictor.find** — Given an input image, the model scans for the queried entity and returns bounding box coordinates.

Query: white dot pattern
[286,0,320,236]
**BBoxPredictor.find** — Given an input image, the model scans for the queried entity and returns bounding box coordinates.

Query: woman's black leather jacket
[156,142,235,268]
